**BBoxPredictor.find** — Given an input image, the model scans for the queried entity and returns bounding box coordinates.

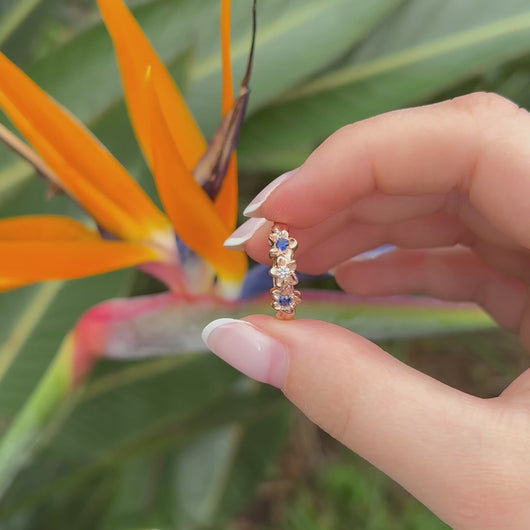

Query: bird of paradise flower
[0,0,251,306]
[0,0,260,496]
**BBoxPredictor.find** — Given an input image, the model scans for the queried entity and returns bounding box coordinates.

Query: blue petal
[239,264,320,300]
[239,264,271,299]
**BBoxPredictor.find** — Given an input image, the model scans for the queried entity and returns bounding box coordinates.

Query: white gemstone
[276,266,291,280]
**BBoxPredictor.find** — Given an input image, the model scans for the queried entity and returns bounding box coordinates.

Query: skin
[239,93,530,529]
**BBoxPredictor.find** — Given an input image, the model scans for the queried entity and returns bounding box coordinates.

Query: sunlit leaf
[239,0,530,171]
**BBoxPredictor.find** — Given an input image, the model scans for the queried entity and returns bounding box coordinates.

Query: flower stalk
[0,334,79,497]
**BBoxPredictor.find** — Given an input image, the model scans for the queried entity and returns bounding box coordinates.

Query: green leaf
[238,0,530,171]
[0,275,133,426]
[295,293,496,340]
[173,396,289,529]
[187,0,405,137]
[0,358,288,529]
[0,0,44,45]
[0,333,73,499]
[174,425,242,528]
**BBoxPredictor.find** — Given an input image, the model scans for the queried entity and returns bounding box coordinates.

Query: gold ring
[269,224,301,320]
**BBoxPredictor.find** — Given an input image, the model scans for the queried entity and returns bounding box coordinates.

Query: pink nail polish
[201,318,289,388]
[223,218,270,249]
[243,169,298,217]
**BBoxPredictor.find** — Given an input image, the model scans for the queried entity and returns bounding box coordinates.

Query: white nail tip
[243,199,264,217]
[201,318,252,345]
[242,170,297,217]
[223,239,244,250]
[223,218,268,249]
[242,203,260,216]
[351,245,396,262]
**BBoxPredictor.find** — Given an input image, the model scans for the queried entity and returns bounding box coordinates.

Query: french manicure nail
[201,318,289,388]
[350,245,396,262]
[224,217,270,249]
[329,245,396,276]
[243,169,298,217]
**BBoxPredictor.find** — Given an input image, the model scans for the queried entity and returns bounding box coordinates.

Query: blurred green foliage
[271,456,449,530]
[1,0,530,528]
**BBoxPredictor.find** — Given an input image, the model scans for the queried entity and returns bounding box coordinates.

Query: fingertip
[242,169,298,217]
[201,317,242,344]
[223,217,270,249]
[202,316,289,388]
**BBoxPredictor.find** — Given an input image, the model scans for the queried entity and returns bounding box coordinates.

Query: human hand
[202,93,530,529]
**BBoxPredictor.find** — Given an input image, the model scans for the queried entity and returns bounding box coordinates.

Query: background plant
[1,0,530,528]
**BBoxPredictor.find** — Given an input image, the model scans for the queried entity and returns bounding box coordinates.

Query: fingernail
[201,318,289,388]
[224,218,270,249]
[327,266,338,276]
[329,245,396,276]
[243,169,298,217]
[351,245,395,262]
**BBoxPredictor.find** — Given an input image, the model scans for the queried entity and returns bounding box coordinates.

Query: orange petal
[0,215,159,290]
[97,0,207,174]
[0,241,158,288]
[0,278,28,290]
[0,215,100,241]
[0,51,170,243]
[146,71,246,283]
[220,0,234,116]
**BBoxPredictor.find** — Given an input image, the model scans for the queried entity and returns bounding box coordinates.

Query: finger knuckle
[449,91,521,120]
[320,123,360,155]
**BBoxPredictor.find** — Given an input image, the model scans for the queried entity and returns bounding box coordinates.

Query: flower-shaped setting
[271,287,301,320]
[269,224,300,319]
[268,226,298,259]
[269,255,298,288]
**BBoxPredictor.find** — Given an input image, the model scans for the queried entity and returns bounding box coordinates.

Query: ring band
[269,224,301,320]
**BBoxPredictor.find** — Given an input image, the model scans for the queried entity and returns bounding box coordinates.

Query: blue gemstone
[278,295,291,307]
[276,237,289,251]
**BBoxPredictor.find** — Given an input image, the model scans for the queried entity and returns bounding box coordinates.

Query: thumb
[202,315,530,529]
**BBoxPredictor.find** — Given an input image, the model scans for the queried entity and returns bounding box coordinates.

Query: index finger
[246,93,530,249]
